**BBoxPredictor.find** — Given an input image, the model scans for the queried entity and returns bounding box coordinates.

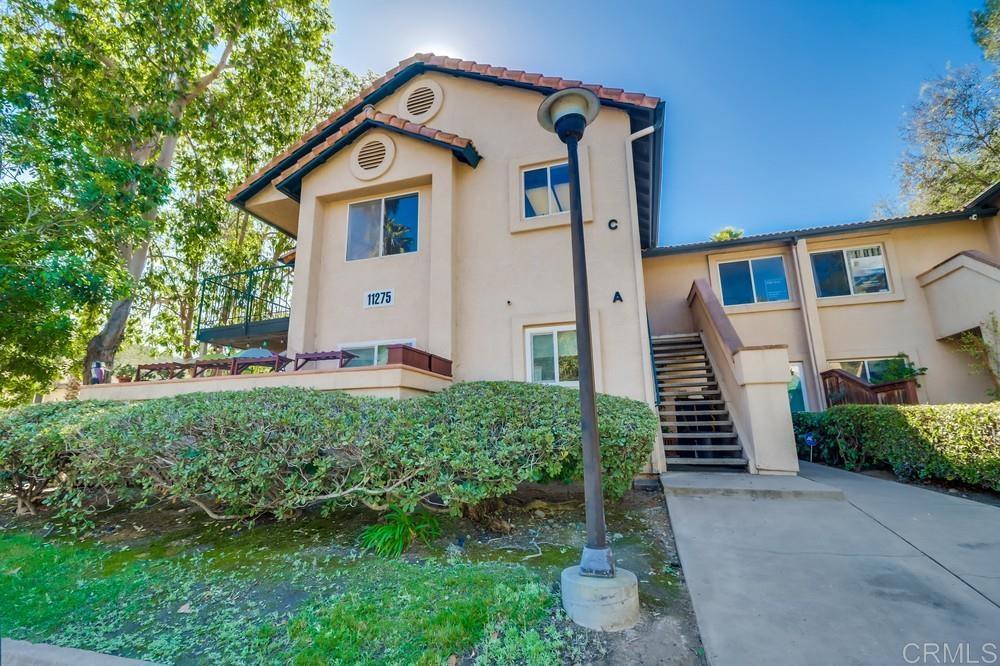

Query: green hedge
[0,382,657,522]
[793,404,1000,491]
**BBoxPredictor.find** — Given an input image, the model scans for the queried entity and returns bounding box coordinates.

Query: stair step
[659,408,729,416]
[661,398,726,406]
[661,419,733,427]
[658,379,716,387]
[655,358,710,365]
[660,390,722,397]
[665,444,744,452]
[663,431,737,439]
[653,347,705,360]
[652,344,705,352]
[653,353,707,361]
[667,457,748,467]
[651,334,701,341]
[658,370,714,378]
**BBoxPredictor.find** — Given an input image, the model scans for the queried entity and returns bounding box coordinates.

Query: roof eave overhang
[273,118,481,202]
[642,208,998,258]
[229,61,662,211]
[229,197,300,239]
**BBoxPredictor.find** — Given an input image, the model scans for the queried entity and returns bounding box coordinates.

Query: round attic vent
[406,86,436,116]
[349,134,395,181]
[399,79,443,122]
[357,140,387,170]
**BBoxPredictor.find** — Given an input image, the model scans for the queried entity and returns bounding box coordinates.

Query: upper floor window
[718,256,790,306]
[523,163,569,218]
[810,244,889,298]
[526,325,579,386]
[346,193,418,261]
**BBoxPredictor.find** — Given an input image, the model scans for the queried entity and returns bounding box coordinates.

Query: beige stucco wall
[918,253,1000,339]
[283,72,657,409]
[643,217,1000,405]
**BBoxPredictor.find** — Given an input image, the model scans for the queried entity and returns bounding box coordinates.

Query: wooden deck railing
[820,369,919,406]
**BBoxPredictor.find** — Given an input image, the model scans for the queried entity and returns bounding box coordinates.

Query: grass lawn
[0,492,689,664]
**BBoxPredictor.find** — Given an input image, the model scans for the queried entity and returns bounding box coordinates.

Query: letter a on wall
[613,291,624,303]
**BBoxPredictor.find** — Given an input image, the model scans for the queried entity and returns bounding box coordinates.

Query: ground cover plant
[0,491,691,664]
[0,382,657,524]
[794,403,1000,490]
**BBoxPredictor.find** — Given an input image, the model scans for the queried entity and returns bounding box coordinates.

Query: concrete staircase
[652,333,748,471]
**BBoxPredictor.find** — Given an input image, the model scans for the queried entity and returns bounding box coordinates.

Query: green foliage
[0,529,563,664]
[958,311,1000,400]
[0,382,658,521]
[0,400,126,514]
[359,507,441,558]
[709,226,744,242]
[0,172,122,405]
[288,561,556,666]
[876,353,928,384]
[112,363,137,379]
[0,0,361,383]
[793,404,1000,490]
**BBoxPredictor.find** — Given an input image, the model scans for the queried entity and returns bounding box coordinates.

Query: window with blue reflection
[523,163,569,218]
[718,256,789,305]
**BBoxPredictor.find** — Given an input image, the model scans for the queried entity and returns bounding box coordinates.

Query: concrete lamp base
[560,566,640,631]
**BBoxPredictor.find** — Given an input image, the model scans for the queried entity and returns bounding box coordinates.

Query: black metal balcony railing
[196,264,293,347]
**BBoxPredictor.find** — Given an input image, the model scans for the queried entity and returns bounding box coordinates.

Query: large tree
[134,60,362,359]
[0,140,122,404]
[0,0,337,379]
[899,1,1000,211]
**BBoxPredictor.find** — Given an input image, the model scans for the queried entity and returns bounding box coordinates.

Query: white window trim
[521,162,568,220]
[810,243,890,298]
[345,191,420,262]
[336,338,417,366]
[524,324,579,387]
[717,254,791,306]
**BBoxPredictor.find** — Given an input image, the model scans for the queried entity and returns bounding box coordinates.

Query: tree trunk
[81,240,150,381]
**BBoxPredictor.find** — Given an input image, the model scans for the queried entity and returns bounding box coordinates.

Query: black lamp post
[538,88,614,578]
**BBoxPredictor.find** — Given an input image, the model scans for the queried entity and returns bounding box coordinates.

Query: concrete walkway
[0,639,153,665]
[662,464,1000,666]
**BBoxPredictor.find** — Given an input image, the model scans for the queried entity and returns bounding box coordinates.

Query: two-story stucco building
[83,54,1000,477]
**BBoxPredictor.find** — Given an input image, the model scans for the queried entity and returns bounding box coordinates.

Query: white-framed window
[339,338,416,368]
[525,325,579,386]
[346,193,419,261]
[788,362,809,412]
[522,162,569,218]
[810,244,889,298]
[717,255,790,306]
[829,357,910,385]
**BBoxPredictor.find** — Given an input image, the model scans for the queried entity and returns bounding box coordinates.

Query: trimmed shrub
[0,382,658,522]
[0,400,126,514]
[793,404,1000,491]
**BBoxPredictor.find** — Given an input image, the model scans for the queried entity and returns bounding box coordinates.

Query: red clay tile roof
[273,106,478,191]
[227,53,661,202]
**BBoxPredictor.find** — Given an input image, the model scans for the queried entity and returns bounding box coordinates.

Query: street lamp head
[537,88,600,143]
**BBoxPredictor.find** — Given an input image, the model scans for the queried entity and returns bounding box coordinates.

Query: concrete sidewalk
[663,465,1000,666]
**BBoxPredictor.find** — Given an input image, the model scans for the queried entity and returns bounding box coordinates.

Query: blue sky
[330,0,987,245]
